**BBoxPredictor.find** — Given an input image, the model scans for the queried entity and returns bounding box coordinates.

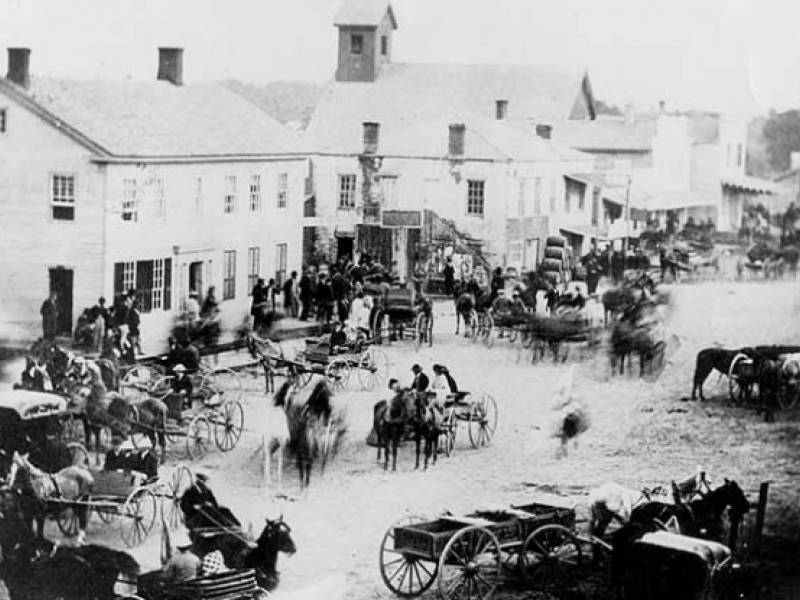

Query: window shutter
[164,258,172,310]
[136,260,154,312]
[114,263,124,297]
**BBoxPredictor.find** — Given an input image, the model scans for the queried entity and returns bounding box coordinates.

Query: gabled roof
[306,62,592,155]
[333,0,396,28]
[554,116,657,152]
[0,77,303,159]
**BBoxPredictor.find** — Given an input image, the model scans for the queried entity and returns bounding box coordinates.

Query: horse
[275,376,347,489]
[260,385,292,491]
[587,471,710,539]
[453,285,491,337]
[372,389,414,471]
[0,531,139,600]
[690,347,754,401]
[105,394,168,463]
[194,516,297,593]
[609,298,664,377]
[6,450,94,544]
[410,391,443,470]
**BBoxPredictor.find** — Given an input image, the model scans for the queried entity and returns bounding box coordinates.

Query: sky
[1,0,800,115]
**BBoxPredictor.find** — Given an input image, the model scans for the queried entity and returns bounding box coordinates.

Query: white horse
[260,398,291,493]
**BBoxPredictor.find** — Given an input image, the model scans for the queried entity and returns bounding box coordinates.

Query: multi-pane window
[122,179,138,222]
[275,243,288,286]
[247,247,260,291]
[0,108,6,133]
[380,176,397,208]
[154,179,165,217]
[195,177,203,214]
[224,176,236,214]
[223,250,236,300]
[249,175,261,211]
[466,180,485,216]
[277,173,288,209]
[51,174,75,220]
[113,258,172,312]
[534,177,542,215]
[338,174,357,209]
[351,34,363,54]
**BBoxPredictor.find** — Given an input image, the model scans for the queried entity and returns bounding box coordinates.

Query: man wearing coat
[40,292,59,340]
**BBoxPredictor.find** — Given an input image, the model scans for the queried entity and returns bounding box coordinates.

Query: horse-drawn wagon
[437,392,499,455]
[295,335,390,392]
[372,285,434,349]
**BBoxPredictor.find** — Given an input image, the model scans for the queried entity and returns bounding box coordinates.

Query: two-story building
[303,0,599,278]
[0,48,305,350]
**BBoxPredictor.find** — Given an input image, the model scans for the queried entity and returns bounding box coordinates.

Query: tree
[761,110,800,173]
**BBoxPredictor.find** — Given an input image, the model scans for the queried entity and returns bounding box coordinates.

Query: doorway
[48,267,73,335]
[337,237,354,262]
[189,261,203,297]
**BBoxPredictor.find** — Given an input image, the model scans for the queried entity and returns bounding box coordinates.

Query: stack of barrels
[540,236,569,285]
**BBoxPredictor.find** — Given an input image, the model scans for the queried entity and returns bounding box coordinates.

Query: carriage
[124,568,268,600]
[727,346,800,411]
[436,392,498,456]
[295,335,390,392]
[379,502,580,599]
[371,285,434,350]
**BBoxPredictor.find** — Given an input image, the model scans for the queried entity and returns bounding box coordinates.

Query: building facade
[0,48,305,350]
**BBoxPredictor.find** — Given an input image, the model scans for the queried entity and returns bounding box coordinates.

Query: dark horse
[453,281,491,337]
[411,391,443,471]
[609,298,664,377]
[691,347,753,401]
[373,388,413,471]
[104,394,168,463]
[193,516,297,592]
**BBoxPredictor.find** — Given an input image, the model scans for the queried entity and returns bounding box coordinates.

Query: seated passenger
[162,531,201,584]
[165,364,193,419]
[490,290,513,317]
[200,549,229,577]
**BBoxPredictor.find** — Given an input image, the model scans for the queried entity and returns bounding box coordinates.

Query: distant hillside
[222,80,324,129]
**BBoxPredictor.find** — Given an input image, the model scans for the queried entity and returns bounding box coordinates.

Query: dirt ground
[3,278,800,599]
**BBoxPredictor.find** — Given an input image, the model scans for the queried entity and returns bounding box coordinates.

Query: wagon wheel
[185,415,211,459]
[358,347,390,390]
[121,488,158,547]
[67,442,91,469]
[56,503,83,537]
[93,496,118,524]
[468,309,479,342]
[468,394,498,448]
[728,376,751,405]
[325,359,351,392]
[379,515,439,597]
[166,464,193,529]
[209,367,244,404]
[439,410,457,457]
[482,313,495,348]
[518,524,583,590]
[214,400,244,452]
[59,412,84,445]
[438,526,502,600]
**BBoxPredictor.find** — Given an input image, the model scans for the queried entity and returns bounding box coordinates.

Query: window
[224,176,236,214]
[737,143,743,168]
[467,180,485,216]
[517,179,526,217]
[113,258,172,312]
[51,174,75,220]
[194,177,203,214]
[578,187,585,211]
[380,176,398,208]
[153,179,165,217]
[247,247,260,291]
[122,179,138,222]
[350,34,363,54]
[338,174,357,209]
[275,243,288,286]
[381,36,388,56]
[534,177,542,215]
[277,173,288,209]
[564,192,570,214]
[223,250,236,300]
[249,175,261,211]
[0,108,6,133]
[508,241,523,265]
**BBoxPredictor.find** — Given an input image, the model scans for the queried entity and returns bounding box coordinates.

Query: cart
[373,286,434,350]
[295,335,390,393]
[437,392,498,456]
[123,568,267,600]
[379,502,579,600]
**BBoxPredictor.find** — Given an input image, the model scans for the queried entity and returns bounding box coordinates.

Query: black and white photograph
[1,0,799,598]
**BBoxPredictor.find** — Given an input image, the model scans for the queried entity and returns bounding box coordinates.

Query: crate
[394,518,470,559]
[510,502,576,531]
[91,469,146,497]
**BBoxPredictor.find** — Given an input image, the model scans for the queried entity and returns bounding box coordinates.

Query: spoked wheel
[482,313,495,348]
[209,367,244,404]
[185,415,211,459]
[778,384,800,410]
[214,400,244,452]
[379,515,439,597]
[439,413,457,457]
[729,376,751,405]
[166,464,192,528]
[325,359,351,392]
[59,412,85,445]
[358,347,390,390]
[121,488,158,547]
[56,504,83,537]
[438,526,502,600]
[468,394,498,448]
[67,442,91,469]
[468,309,479,342]
[518,524,584,590]
[94,497,118,524]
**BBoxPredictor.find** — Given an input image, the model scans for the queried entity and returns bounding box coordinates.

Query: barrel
[544,247,566,260]
[541,258,564,272]
[546,236,566,248]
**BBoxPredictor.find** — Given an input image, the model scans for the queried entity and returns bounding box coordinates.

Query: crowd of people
[68,290,143,359]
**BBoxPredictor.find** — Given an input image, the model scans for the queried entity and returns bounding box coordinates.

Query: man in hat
[166,364,193,420]
[162,530,201,584]
[410,364,429,394]
[180,472,241,531]
[104,434,128,471]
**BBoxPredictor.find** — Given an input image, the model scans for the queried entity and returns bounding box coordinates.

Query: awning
[559,225,606,239]
[721,175,776,194]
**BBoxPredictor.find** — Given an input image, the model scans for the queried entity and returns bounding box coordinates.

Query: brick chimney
[449,124,466,157]
[157,47,183,86]
[6,48,30,89]
[495,99,508,120]
[363,122,380,154]
[535,124,552,140]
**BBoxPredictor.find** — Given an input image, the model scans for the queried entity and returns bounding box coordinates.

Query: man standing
[40,292,59,340]
[251,278,267,329]
[298,269,314,321]
[283,271,298,317]
[443,257,455,296]
[90,297,109,353]
[411,364,429,394]
[331,267,350,322]
[490,267,504,302]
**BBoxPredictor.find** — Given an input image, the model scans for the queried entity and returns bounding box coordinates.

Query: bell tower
[334,0,397,82]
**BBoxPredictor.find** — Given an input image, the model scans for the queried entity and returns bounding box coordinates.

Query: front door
[189,261,203,297]
[337,237,354,262]
[48,267,73,335]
